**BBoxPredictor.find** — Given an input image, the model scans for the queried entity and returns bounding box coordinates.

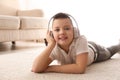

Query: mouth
[58,37,68,41]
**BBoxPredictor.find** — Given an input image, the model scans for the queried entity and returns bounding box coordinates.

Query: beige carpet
[0,43,120,80]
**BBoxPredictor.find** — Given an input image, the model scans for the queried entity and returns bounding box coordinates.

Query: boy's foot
[107,40,120,56]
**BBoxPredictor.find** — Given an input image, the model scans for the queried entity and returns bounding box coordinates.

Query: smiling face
[52,18,74,48]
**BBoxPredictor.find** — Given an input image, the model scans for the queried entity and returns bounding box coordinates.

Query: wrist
[48,42,56,47]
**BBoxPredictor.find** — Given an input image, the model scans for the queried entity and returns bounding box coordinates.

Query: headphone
[44,12,80,46]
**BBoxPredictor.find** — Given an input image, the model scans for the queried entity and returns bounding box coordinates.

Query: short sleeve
[75,35,89,55]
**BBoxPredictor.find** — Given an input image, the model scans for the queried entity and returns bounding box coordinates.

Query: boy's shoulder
[74,35,88,45]
[75,35,87,41]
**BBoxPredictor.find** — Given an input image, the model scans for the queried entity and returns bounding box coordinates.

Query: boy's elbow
[31,69,40,73]
[80,70,85,74]
[31,67,44,73]
[75,70,85,74]
[76,67,86,74]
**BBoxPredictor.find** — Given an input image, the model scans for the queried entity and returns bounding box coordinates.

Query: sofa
[0,0,48,44]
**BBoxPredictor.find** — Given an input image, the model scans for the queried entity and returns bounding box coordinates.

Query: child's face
[52,18,74,47]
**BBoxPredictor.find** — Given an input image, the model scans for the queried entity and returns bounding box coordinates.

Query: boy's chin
[58,42,68,46]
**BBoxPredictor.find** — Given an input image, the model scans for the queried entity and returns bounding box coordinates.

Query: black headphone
[44,12,80,46]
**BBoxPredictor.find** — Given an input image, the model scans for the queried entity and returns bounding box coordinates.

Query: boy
[31,12,120,74]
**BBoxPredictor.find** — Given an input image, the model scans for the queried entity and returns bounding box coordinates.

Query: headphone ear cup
[73,27,80,38]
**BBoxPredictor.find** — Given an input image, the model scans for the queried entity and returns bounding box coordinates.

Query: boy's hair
[52,12,73,26]
[52,12,70,20]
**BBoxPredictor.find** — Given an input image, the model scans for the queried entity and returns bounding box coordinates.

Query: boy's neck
[59,44,70,54]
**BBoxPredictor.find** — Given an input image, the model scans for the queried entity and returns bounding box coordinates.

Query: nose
[59,29,65,34]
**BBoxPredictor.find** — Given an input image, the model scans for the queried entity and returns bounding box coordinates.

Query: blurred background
[19,0,120,47]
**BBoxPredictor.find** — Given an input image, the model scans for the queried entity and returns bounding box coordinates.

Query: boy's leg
[107,43,120,57]
[88,41,112,63]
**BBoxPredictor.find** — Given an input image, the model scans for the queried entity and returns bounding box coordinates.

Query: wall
[0,0,20,15]
[0,0,20,9]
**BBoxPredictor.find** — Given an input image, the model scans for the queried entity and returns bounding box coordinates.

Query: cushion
[20,17,48,29]
[17,9,44,17]
[0,15,20,29]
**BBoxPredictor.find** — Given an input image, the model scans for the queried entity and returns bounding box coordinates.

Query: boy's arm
[32,44,54,73]
[31,43,55,73]
[45,52,88,74]
[31,31,55,73]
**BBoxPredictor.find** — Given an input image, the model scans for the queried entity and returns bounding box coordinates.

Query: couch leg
[12,41,15,45]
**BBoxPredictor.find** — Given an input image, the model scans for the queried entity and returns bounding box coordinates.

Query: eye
[54,28,60,32]
[64,27,70,30]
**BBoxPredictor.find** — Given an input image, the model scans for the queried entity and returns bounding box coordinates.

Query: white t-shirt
[49,35,95,65]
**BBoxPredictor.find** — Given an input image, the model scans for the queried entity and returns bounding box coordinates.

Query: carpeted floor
[0,42,120,80]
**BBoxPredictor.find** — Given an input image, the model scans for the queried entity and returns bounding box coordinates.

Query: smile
[59,37,68,41]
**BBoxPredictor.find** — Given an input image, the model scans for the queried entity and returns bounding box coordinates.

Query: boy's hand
[46,31,56,46]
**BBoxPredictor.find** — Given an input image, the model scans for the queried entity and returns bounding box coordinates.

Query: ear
[73,27,80,38]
